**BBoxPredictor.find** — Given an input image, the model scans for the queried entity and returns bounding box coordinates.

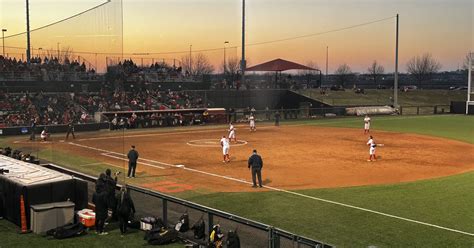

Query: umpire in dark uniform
[66,120,75,140]
[127,145,139,178]
[248,149,263,188]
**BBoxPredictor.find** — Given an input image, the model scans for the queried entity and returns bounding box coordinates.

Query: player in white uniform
[40,128,50,141]
[249,114,256,132]
[364,115,371,134]
[366,135,376,162]
[228,123,236,142]
[220,135,230,163]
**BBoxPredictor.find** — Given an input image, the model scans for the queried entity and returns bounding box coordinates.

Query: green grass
[184,115,474,247]
[1,115,473,247]
[294,115,474,143]
[186,171,474,247]
[0,219,185,248]
[297,89,467,106]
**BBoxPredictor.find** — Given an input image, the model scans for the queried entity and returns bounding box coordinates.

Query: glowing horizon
[0,0,472,73]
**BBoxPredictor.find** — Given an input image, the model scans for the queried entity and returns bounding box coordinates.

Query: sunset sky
[1,0,472,73]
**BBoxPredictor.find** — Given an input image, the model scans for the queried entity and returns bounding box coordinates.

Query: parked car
[401,85,417,92]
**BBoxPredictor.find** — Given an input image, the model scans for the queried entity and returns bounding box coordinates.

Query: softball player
[228,123,236,142]
[367,135,376,162]
[364,115,371,134]
[249,114,256,132]
[220,136,230,163]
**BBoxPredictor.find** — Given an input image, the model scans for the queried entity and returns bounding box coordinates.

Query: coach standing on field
[127,145,139,178]
[248,149,263,188]
[66,120,76,140]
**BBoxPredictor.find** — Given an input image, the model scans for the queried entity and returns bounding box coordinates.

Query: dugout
[0,155,88,228]
[450,101,474,114]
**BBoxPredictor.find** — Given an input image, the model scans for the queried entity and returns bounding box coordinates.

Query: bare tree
[193,53,214,75]
[406,53,442,83]
[181,53,214,76]
[367,60,385,84]
[227,57,240,75]
[462,53,473,70]
[334,63,353,87]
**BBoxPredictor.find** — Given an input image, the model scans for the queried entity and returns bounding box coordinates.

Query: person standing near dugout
[66,120,76,140]
[116,185,135,237]
[248,149,263,188]
[127,145,139,178]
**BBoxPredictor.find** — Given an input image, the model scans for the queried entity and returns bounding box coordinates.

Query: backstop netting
[1,0,123,73]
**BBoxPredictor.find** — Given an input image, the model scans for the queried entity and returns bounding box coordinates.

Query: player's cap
[253,149,257,153]
[131,145,135,148]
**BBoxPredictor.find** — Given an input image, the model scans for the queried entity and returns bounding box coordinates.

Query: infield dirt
[18,124,474,193]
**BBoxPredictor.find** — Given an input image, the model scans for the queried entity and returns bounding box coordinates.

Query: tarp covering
[246,58,317,72]
[345,106,398,116]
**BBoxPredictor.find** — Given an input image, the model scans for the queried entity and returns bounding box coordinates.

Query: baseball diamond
[14,124,473,191]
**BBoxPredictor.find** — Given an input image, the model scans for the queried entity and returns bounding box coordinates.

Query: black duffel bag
[46,222,87,239]
[147,228,179,245]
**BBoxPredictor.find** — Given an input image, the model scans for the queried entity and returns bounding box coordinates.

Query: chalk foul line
[66,141,474,237]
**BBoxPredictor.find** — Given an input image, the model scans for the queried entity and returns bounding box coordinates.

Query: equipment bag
[46,223,86,240]
[191,218,205,240]
[226,230,241,248]
[175,213,189,232]
[147,229,179,245]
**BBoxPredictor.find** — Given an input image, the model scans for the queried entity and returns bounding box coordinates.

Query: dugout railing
[43,163,334,248]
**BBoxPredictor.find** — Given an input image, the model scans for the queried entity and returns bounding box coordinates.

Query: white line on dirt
[66,140,474,237]
[76,126,273,141]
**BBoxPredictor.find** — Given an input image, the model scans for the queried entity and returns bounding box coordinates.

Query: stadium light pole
[1,29,6,57]
[394,14,399,108]
[240,0,246,86]
[224,41,229,73]
[26,0,31,64]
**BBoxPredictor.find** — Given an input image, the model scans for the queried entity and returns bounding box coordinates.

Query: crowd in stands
[0,90,93,127]
[106,59,184,83]
[0,87,207,127]
[0,55,97,81]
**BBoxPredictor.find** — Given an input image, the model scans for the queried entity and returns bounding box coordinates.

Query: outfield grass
[297,89,467,106]
[1,115,473,247]
[295,115,474,143]
[185,115,474,247]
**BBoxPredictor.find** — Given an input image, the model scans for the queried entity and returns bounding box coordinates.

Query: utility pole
[1,29,6,57]
[26,0,31,63]
[57,42,60,60]
[394,14,399,108]
[189,44,192,75]
[224,41,229,73]
[326,46,328,76]
[240,0,246,85]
